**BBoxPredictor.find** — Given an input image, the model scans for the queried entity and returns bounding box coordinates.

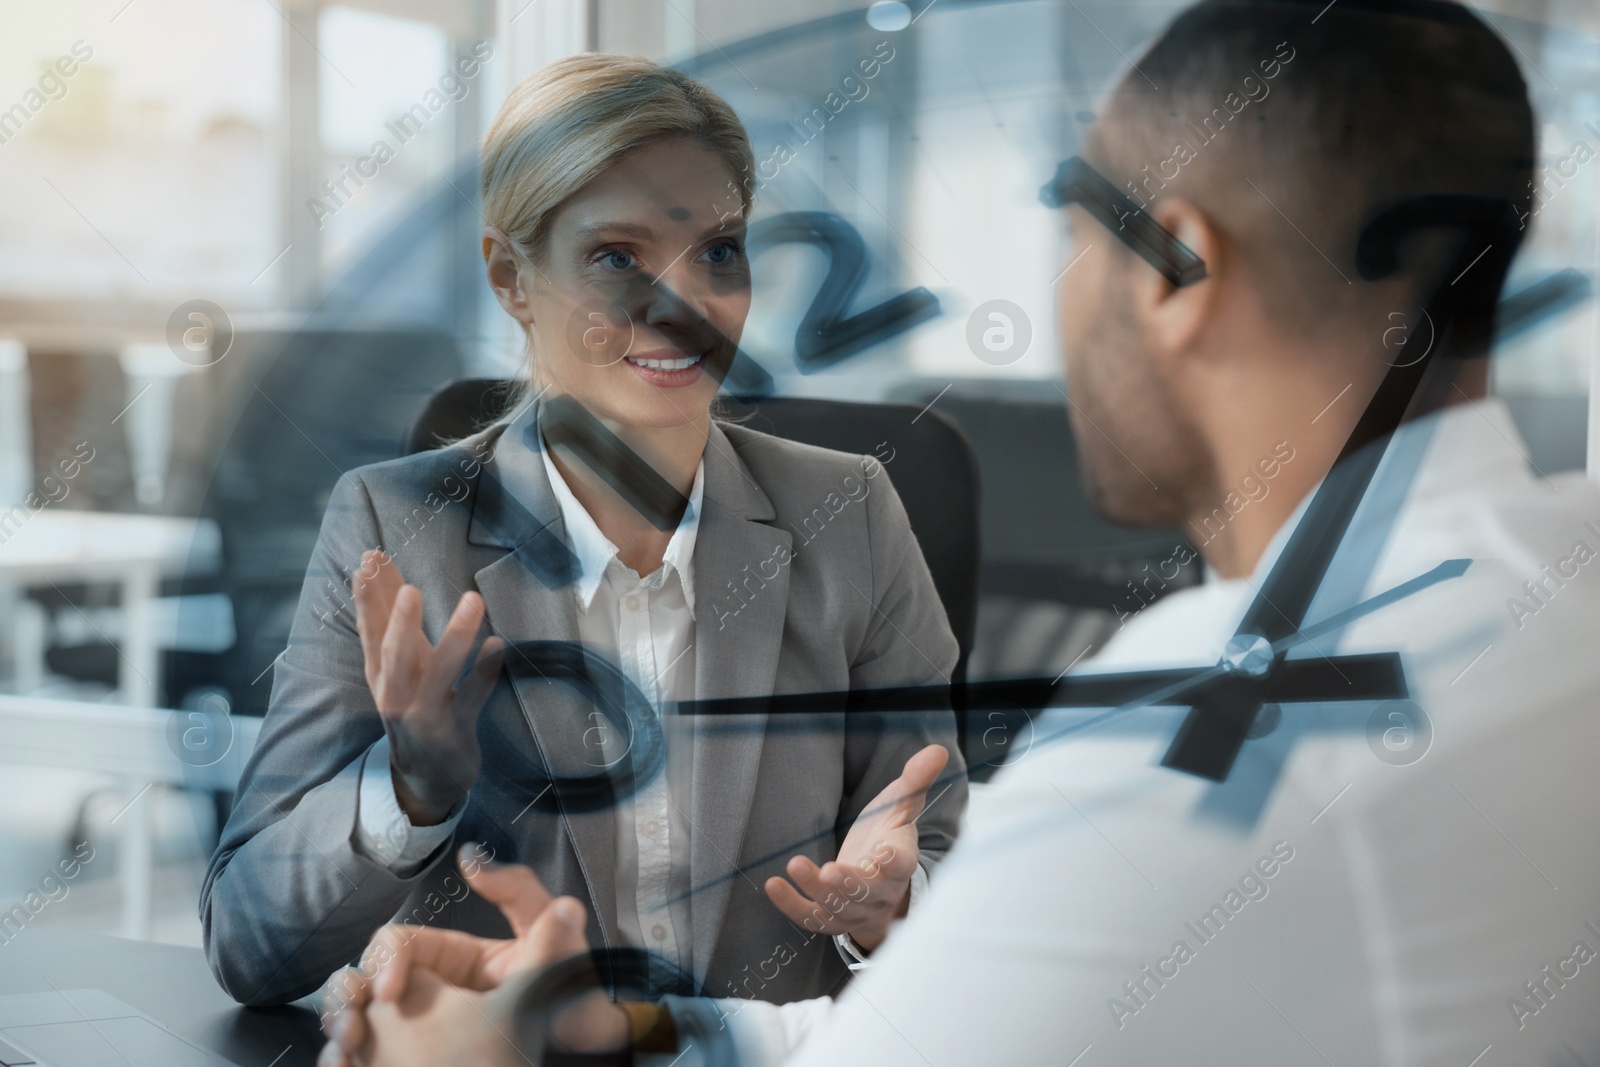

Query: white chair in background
[0,340,33,690]
[0,339,32,506]
[117,343,201,508]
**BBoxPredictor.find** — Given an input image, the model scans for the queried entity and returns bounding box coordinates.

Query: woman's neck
[545,412,707,576]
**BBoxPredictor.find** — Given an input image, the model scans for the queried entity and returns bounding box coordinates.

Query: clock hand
[1275,557,1471,654]
[1015,559,1468,714]
[536,395,691,532]
[673,653,1409,725]
[901,560,1461,771]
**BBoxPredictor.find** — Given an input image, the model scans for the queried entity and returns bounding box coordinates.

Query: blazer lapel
[689,421,793,983]
[467,407,620,945]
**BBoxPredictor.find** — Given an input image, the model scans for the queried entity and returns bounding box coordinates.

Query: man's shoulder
[1369,463,1600,633]
[1089,580,1248,671]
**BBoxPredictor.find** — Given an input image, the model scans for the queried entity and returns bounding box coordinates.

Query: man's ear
[1132,199,1224,362]
[484,228,535,324]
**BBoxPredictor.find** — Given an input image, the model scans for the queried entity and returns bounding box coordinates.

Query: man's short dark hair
[1101,0,1534,330]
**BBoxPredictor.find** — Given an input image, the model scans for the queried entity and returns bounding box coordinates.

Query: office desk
[0,510,224,940]
[0,510,223,706]
[0,930,320,1067]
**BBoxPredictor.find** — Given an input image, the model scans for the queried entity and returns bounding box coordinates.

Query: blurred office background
[0,0,1595,950]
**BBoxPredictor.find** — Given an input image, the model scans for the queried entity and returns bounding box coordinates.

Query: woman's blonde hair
[481,53,755,265]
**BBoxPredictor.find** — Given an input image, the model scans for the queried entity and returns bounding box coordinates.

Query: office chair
[890,380,1195,604]
[404,380,984,762]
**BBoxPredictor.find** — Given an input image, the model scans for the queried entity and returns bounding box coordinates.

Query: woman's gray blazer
[200,404,966,1007]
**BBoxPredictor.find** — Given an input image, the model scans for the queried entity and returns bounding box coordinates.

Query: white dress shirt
[537,442,704,983]
[679,398,1600,1065]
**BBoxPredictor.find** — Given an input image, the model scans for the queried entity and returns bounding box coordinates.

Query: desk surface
[0,929,320,1067]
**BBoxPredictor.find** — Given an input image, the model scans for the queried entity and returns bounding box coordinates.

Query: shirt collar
[1187,396,1537,654]
[537,440,704,616]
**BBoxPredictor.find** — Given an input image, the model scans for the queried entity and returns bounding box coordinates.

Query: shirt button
[651,924,667,942]
[625,594,641,611]
[645,820,662,839]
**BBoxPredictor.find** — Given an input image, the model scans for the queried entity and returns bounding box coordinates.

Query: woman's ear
[484,227,535,323]
[1132,198,1223,363]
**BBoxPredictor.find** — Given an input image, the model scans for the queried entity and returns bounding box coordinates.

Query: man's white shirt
[696,398,1600,1065]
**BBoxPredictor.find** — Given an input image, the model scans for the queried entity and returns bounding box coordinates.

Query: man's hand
[365,847,561,1000]
[321,966,525,1067]
[319,850,629,1066]
[765,743,949,952]
[351,550,505,825]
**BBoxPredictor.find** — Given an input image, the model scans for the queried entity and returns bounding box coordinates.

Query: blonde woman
[201,54,965,1010]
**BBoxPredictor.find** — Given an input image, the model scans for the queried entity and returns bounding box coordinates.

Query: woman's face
[511,137,750,431]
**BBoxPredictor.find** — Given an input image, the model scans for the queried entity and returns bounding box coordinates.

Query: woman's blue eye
[702,240,742,265]
[599,250,635,270]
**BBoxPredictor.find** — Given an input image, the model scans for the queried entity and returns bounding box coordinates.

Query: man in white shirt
[318,0,1600,1062]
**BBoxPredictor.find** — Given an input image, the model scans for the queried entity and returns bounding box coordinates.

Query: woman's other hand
[765,743,949,952]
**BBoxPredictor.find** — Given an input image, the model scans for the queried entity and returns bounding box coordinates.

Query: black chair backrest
[403,381,981,688]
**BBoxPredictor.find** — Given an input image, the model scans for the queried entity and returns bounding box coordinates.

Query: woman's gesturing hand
[765,743,949,953]
[351,549,506,825]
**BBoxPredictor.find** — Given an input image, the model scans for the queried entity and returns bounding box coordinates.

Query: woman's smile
[622,348,706,387]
